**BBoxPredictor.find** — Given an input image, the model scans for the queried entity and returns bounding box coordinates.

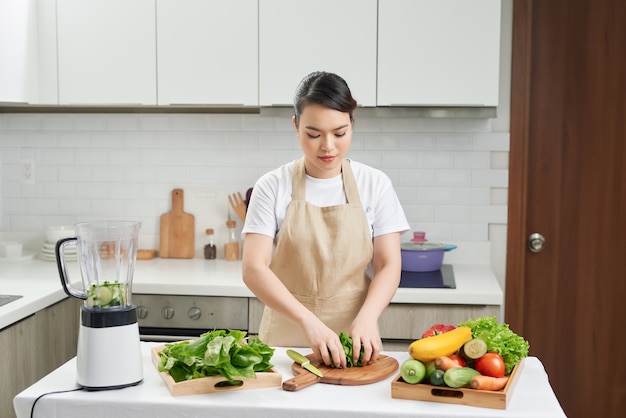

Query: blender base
[76,320,143,390]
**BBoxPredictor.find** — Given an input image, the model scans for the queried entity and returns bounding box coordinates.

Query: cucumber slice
[462,338,488,359]
[97,285,113,307]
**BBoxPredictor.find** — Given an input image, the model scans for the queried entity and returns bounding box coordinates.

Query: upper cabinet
[259,0,377,107]
[0,0,56,104]
[56,0,157,105]
[0,0,32,103]
[377,0,501,107]
[3,0,502,110]
[156,0,258,106]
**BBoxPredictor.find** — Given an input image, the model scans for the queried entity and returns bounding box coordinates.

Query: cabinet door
[0,0,57,104]
[378,0,501,106]
[56,0,156,105]
[157,0,258,106]
[0,0,30,103]
[259,0,377,107]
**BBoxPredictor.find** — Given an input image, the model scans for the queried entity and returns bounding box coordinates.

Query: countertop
[13,342,566,418]
[1,245,503,330]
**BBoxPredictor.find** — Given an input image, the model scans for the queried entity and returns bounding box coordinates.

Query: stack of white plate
[40,242,77,262]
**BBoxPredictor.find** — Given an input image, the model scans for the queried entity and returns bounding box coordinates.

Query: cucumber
[443,367,481,388]
[429,368,445,386]
[401,359,426,384]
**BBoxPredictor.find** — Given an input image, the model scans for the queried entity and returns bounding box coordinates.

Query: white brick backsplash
[105,115,141,131]
[417,151,453,168]
[454,151,491,168]
[7,115,40,130]
[454,187,490,205]
[474,132,510,151]
[139,115,173,131]
[491,151,510,169]
[437,134,473,150]
[0,113,509,248]
[73,115,106,131]
[472,169,509,187]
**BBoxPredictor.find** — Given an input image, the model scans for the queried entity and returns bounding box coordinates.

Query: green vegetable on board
[331,332,365,368]
[458,316,530,375]
[157,329,274,383]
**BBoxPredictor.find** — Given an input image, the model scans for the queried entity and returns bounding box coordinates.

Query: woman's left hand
[348,321,382,365]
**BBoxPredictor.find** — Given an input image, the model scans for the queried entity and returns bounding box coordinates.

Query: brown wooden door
[506,1,626,417]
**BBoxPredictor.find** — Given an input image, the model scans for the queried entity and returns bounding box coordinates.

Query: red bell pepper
[421,323,456,339]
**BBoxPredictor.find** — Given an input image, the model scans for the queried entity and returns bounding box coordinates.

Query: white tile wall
[0,112,509,256]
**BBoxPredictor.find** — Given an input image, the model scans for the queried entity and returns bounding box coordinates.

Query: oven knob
[187,306,202,321]
[136,305,148,319]
[162,306,175,320]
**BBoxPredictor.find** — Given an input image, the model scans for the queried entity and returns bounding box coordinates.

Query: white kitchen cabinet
[259,0,377,107]
[0,0,57,104]
[56,0,157,105]
[378,0,501,107]
[0,0,32,103]
[156,0,258,106]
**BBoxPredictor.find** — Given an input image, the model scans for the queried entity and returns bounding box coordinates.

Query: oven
[133,294,250,342]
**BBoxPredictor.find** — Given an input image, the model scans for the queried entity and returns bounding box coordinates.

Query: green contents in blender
[86,281,128,308]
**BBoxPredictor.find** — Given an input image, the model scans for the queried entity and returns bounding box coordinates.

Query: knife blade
[286,349,324,377]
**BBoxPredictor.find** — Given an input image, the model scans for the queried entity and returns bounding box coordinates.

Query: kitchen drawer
[379,303,500,340]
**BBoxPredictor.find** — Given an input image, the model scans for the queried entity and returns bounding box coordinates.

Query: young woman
[242,71,409,368]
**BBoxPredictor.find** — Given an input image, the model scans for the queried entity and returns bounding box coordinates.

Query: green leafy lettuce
[458,316,530,375]
[332,332,364,368]
[157,329,275,383]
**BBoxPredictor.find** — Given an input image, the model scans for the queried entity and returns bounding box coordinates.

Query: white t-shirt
[242,159,410,241]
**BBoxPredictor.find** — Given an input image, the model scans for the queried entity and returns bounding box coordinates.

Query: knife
[286,349,324,377]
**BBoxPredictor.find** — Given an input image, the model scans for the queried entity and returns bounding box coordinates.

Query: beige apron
[259,158,373,347]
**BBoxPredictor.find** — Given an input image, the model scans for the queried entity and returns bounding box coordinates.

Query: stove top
[399,264,456,289]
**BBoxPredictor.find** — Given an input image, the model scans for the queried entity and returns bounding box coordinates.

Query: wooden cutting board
[282,353,399,392]
[160,189,195,258]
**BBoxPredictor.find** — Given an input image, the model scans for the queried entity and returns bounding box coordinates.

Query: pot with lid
[401,231,457,272]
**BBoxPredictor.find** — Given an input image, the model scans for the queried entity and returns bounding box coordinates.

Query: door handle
[528,233,546,252]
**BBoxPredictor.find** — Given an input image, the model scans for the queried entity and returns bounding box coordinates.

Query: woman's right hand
[302,319,347,369]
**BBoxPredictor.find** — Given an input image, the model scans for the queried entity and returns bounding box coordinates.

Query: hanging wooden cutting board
[282,353,399,391]
[160,189,195,259]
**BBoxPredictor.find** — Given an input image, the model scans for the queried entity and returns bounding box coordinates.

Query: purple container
[401,242,447,272]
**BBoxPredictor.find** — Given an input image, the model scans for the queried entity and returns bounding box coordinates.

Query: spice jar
[223,220,239,261]
[203,228,216,260]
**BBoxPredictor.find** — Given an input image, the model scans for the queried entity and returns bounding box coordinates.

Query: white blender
[56,221,143,390]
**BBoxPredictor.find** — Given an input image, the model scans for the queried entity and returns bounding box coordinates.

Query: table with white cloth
[14,342,567,418]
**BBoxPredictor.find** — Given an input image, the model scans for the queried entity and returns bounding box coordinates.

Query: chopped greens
[333,332,364,368]
[458,316,530,375]
[157,330,275,383]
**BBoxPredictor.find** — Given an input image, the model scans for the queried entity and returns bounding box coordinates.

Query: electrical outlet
[21,158,35,184]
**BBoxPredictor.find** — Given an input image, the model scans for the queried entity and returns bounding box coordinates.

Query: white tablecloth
[14,342,567,418]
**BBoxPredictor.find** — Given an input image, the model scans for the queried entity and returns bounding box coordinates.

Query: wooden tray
[391,359,524,410]
[151,345,282,396]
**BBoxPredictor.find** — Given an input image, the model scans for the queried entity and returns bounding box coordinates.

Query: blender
[56,221,143,390]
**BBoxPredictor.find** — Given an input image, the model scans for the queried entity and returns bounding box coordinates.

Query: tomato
[421,324,456,339]
[474,352,505,378]
[448,354,467,367]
